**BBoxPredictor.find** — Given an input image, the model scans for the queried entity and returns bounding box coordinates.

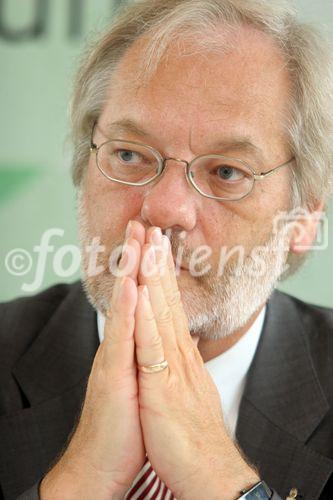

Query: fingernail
[142,285,149,298]
[151,227,162,245]
[119,245,128,270]
[125,221,133,239]
[162,235,170,252]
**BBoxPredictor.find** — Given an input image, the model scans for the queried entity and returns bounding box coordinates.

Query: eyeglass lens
[97,140,254,200]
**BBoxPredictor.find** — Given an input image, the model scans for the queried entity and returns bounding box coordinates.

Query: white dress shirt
[97,306,266,439]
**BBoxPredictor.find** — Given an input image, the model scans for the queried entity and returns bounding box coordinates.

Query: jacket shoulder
[286,291,333,325]
[276,290,333,398]
[275,289,333,334]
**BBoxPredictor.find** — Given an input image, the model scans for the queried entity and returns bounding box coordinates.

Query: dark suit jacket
[0,282,332,499]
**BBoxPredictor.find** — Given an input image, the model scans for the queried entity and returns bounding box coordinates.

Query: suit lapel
[0,282,99,499]
[236,290,333,499]
[12,282,98,404]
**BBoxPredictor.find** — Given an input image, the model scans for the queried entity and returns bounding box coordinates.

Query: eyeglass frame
[90,121,294,202]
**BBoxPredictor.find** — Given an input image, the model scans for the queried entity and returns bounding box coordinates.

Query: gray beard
[77,192,291,340]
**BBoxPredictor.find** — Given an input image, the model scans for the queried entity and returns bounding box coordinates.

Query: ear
[289,200,326,255]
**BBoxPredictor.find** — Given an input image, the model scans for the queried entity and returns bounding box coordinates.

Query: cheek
[198,206,251,266]
[83,160,144,240]
[200,190,287,259]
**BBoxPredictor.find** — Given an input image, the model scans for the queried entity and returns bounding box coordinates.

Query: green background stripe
[0,167,41,203]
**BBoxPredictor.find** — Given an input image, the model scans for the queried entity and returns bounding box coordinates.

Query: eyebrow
[105,119,151,138]
[104,119,265,164]
[210,138,265,165]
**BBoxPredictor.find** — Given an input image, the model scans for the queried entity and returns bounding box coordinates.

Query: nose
[140,158,199,232]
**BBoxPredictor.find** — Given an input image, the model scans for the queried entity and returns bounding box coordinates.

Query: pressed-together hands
[40,221,259,500]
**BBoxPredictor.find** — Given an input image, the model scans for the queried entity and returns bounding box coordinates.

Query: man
[1,0,333,498]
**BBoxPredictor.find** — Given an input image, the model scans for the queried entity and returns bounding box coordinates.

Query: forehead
[101,25,291,155]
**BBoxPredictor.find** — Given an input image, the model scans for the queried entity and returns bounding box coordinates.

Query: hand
[135,226,259,500]
[40,222,146,500]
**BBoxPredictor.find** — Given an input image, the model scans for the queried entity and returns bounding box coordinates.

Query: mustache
[114,229,193,267]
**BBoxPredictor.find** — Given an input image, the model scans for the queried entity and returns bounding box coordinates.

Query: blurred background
[1,0,333,305]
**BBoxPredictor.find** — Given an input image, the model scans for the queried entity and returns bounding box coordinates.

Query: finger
[102,277,138,372]
[138,243,178,353]
[159,234,189,332]
[127,219,146,248]
[145,225,158,245]
[100,221,142,370]
[115,219,145,284]
[119,237,142,283]
[108,221,141,306]
[135,285,167,371]
[147,229,189,340]
[162,234,182,296]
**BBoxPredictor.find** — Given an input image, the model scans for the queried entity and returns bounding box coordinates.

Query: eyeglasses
[90,122,294,202]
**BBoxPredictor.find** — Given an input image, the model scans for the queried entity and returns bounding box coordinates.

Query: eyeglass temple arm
[253,157,294,180]
[90,121,98,151]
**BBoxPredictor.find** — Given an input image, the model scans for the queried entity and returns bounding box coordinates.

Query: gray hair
[70,0,333,210]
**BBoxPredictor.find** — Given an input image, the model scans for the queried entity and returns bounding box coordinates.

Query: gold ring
[138,360,169,373]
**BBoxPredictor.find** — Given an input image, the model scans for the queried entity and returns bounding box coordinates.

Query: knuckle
[165,371,181,393]
[166,289,181,308]
[108,312,134,338]
[147,333,163,351]
[93,359,135,393]
[155,307,173,325]
[136,331,162,351]
[183,343,201,365]
[144,311,156,324]
[121,313,135,331]
[146,273,160,287]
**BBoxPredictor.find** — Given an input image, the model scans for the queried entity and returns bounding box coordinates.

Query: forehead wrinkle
[189,113,265,153]
[103,117,265,167]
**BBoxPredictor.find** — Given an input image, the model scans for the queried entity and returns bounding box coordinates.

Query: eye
[215,166,245,181]
[116,149,143,163]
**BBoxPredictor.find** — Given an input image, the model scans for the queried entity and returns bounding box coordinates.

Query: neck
[197,303,265,362]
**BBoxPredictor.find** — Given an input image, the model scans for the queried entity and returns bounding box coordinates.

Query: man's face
[79,26,293,338]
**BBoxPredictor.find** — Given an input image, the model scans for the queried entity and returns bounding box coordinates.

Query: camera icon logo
[272,208,328,251]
